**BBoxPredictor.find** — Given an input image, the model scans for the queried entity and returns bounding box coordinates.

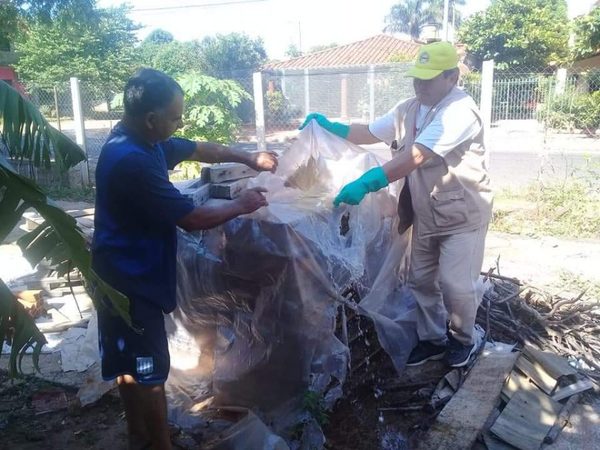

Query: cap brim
[406,67,443,80]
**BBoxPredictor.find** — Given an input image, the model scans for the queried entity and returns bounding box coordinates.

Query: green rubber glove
[299,113,350,139]
[333,167,389,207]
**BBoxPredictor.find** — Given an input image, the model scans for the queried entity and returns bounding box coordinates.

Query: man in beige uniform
[300,41,492,367]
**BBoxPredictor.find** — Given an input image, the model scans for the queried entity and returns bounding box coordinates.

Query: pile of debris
[324,274,600,450]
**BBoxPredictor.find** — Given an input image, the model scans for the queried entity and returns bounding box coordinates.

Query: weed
[42,185,96,203]
[303,390,329,426]
[492,167,600,239]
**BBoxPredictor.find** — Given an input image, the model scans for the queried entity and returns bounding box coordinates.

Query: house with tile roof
[264,34,420,71]
[262,35,421,126]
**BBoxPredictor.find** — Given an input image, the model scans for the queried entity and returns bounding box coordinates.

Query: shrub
[265,90,302,126]
[539,91,600,135]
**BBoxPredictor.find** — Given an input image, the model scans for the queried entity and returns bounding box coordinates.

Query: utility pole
[443,0,450,41]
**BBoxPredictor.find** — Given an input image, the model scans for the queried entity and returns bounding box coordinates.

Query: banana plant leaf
[0,278,46,377]
[0,82,132,376]
[0,81,86,171]
[0,159,133,376]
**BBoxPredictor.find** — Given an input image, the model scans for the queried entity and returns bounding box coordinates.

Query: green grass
[492,179,600,239]
[42,185,96,203]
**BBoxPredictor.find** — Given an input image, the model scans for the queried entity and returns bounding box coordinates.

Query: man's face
[413,72,456,106]
[146,93,184,142]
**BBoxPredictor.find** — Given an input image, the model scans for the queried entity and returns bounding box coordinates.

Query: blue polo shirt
[92,123,195,314]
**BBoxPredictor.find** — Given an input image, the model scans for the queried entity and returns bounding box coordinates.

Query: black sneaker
[446,338,477,368]
[406,341,447,366]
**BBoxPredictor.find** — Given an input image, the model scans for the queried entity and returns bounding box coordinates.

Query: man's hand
[333,167,389,207]
[247,151,278,173]
[299,113,350,139]
[235,187,269,214]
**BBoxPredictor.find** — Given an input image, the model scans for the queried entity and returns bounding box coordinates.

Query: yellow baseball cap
[407,41,459,80]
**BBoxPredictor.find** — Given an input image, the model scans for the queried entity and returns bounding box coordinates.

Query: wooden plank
[490,389,562,450]
[201,163,258,183]
[64,208,95,218]
[483,431,518,450]
[551,379,594,401]
[502,370,541,401]
[210,178,249,199]
[544,393,581,444]
[515,355,557,394]
[416,351,519,450]
[523,345,577,380]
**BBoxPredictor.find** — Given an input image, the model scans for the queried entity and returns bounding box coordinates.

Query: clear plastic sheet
[166,123,417,445]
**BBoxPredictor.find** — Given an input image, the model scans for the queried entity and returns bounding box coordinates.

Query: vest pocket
[430,189,468,228]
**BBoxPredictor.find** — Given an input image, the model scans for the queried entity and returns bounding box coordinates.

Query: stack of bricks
[175,163,259,207]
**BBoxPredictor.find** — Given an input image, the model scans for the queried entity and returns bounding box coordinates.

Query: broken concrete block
[201,163,258,183]
[182,183,211,206]
[210,178,249,199]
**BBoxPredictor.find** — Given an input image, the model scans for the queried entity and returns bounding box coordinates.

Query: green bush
[539,91,600,135]
[177,72,250,143]
[265,90,301,125]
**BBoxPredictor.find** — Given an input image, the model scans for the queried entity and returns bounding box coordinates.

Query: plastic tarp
[166,122,418,446]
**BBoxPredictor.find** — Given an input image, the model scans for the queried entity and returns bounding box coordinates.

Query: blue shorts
[97,298,170,385]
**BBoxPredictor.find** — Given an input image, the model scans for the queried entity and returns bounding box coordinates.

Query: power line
[132,0,268,12]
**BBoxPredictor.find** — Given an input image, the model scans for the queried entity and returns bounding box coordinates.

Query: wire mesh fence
[14,62,600,190]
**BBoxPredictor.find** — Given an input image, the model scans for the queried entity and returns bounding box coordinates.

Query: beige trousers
[408,222,488,346]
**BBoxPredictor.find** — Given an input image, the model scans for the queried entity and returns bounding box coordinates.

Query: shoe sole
[405,352,446,367]
[448,345,478,368]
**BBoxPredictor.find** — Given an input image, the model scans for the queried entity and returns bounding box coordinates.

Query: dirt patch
[0,373,127,450]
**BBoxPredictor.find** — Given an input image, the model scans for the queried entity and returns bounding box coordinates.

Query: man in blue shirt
[92,68,277,450]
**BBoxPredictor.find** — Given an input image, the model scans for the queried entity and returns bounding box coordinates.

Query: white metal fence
[20,60,600,189]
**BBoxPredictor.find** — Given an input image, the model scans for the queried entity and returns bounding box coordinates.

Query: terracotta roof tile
[264,34,420,70]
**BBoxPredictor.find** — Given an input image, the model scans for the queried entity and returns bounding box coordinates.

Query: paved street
[65,122,600,191]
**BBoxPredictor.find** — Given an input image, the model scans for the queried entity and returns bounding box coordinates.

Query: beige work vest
[393,88,493,238]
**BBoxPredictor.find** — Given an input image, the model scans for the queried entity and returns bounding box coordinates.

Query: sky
[97,0,598,59]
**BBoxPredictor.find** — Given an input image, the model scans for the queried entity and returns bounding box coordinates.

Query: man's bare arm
[346,124,382,145]
[382,143,434,183]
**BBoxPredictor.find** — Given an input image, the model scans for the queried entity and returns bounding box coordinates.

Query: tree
[308,43,338,53]
[137,40,201,78]
[0,0,96,47]
[198,33,267,79]
[143,28,174,46]
[429,0,466,30]
[14,5,138,89]
[0,81,131,377]
[384,0,466,40]
[458,0,570,70]
[285,43,303,58]
[384,0,436,39]
[572,7,600,60]
[177,72,251,143]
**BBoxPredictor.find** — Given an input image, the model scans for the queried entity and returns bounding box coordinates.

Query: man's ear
[144,111,156,130]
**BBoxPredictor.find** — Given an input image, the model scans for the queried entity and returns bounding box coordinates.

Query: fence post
[480,60,494,136]
[555,68,567,96]
[340,73,348,119]
[70,77,89,186]
[253,72,267,153]
[369,65,375,122]
[304,68,310,115]
[53,86,62,132]
[281,69,286,97]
